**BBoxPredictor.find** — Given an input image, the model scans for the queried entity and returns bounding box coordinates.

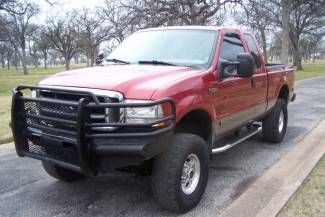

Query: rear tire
[42,161,85,182]
[262,99,288,143]
[152,133,209,213]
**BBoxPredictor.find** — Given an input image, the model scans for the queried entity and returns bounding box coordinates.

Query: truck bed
[266,63,293,73]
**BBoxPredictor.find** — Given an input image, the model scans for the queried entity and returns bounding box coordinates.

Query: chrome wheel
[181,154,201,195]
[278,110,284,133]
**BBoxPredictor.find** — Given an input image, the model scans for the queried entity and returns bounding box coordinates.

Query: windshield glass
[107,29,218,68]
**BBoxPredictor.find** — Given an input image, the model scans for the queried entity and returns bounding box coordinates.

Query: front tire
[262,99,288,143]
[42,161,86,182]
[152,133,209,213]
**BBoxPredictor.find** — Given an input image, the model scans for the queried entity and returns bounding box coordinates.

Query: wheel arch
[278,84,289,104]
[175,109,213,145]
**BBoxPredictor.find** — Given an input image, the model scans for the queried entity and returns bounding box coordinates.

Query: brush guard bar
[11,85,176,175]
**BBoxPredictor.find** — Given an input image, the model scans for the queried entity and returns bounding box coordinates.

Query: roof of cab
[138,26,242,32]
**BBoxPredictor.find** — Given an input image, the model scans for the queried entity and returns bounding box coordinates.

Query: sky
[32,0,104,23]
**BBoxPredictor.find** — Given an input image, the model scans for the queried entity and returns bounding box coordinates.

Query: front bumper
[11,85,176,175]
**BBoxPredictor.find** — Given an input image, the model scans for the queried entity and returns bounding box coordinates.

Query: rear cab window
[243,34,262,69]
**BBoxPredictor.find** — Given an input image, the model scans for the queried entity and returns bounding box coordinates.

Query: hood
[39,65,202,99]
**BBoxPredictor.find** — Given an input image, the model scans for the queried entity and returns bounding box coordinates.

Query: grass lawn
[279,156,325,217]
[0,64,86,144]
[295,61,325,80]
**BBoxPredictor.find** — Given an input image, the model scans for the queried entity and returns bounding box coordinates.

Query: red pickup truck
[12,26,295,213]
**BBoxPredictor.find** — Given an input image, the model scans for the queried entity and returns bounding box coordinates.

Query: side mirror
[219,53,255,78]
[237,53,254,78]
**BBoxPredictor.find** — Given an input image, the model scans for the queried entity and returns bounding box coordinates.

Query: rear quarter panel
[267,65,295,109]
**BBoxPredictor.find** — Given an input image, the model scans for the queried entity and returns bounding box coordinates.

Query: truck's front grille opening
[38,90,122,132]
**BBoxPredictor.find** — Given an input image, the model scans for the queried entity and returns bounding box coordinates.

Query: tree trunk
[86,55,90,67]
[21,48,28,75]
[90,48,95,67]
[293,49,303,70]
[281,0,290,64]
[7,55,10,70]
[1,54,5,68]
[260,29,268,63]
[44,53,47,69]
[65,55,70,70]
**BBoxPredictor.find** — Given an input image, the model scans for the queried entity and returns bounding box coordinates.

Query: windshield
[107,29,218,68]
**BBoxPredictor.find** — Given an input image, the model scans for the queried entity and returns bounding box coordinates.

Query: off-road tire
[152,133,209,213]
[262,99,288,143]
[42,161,85,182]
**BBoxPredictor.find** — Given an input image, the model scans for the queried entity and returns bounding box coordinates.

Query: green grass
[0,64,86,144]
[279,156,325,217]
[295,61,325,80]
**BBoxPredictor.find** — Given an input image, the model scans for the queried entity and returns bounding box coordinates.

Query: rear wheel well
[175,110,212,143]
[278,85,289,104]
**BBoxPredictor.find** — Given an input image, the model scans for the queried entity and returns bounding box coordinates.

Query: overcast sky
[32,0,104,23]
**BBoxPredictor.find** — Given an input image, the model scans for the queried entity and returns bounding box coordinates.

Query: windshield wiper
[138,60,179,66]
[106,58,130,64]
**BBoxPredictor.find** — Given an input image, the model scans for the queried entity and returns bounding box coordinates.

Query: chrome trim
[38,85,124,101]
[212,126,262,154]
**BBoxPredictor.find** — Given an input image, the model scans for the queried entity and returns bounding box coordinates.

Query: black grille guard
[11,85,176,175]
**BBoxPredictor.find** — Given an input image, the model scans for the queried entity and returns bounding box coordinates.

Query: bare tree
[46,11,81,70]
[269,0,325,68]
[0,0,27,14]
[288,0,325,69]
[0,42,7,68]
[279,0,290,64]
[101,0,131,43]
[5,2,39,74]
[124,0,240,27]
[38,31,51,69]
[78,8,111,66]
[236,0,274,62]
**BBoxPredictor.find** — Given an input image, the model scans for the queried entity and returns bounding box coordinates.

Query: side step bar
[212,126,262,154]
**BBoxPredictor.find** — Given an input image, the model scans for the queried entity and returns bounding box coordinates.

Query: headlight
[124,99,163,124]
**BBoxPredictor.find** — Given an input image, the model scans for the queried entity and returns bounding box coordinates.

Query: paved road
[1,77,325,217]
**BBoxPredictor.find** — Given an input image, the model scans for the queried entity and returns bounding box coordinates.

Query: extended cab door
[243,33,268,117]
[212,32,257,138]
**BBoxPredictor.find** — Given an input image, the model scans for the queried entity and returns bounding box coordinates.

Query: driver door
[211,32,255,138]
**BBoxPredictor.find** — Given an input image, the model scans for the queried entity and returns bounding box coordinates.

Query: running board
[212,126,262,154]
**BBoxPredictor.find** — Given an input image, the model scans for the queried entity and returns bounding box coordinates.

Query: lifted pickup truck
[12,26,295,213]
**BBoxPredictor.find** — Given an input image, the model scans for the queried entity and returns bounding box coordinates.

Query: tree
[101,0,131,43]
[78,8,111,66]
[33,27,51,69]
[5,2,39,74]
[124,0,240,28]
[0,42,7,68]
[288,0,325,69]
[269,0,325,68]
[46,11,81,70]
[236,0,274,62]
[0,0,26,14]
[280,0,290,64]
